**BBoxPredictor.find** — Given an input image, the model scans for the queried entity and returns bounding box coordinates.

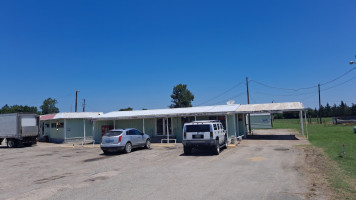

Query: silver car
[100,128,151,154]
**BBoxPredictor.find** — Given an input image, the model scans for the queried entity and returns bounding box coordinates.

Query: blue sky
[1,0,356,113]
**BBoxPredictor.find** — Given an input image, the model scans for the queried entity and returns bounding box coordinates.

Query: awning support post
[64,119,67,143]
[299,110,304,137]
[83,119,86,141]
[143,118,145,133]
[166,117,169,144]
[304,111,309,139]
[225,115,229,140]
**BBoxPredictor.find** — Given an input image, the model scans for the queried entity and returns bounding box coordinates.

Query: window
[105,131,123,137]
[185,125,211,132]
[213,124,218,130]
[134,129,142,135]
[51,123,56,128]
[126,130,135,135]
[45,124,49,128]
[57,123,64,128]
[156,118,172,135]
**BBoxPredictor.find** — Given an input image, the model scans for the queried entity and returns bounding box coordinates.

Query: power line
[211,92,245,105]
[323,76,356,91]
[196,81,244,106]
[250,79,317,91]
[249,66,356,91]
[320,67,356,86]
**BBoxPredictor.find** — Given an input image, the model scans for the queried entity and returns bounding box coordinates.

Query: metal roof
[237,102,304,113]
[40,112,103,121]
[95,104,241,120]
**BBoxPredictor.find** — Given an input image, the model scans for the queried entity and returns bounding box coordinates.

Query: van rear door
[185,124,212,140]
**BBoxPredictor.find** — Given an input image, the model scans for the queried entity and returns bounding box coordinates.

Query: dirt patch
[84,176,109,182]
[34,173,72,184]
[299,145,356,200]
[274,148,290,151]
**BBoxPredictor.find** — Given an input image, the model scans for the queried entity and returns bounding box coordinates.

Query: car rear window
[104,131,123,136]
[185,125,211,132]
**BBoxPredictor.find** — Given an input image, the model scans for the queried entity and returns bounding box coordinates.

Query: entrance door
[156,118,172,135]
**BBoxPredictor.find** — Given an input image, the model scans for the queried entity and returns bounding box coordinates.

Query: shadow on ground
[246,135,299,140]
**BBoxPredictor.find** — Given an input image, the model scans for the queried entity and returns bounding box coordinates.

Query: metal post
[64,119,67,143]
[113,120,115,129]
[92,120,95,144]
[75,90,80,112]
[143,118,145,133]
[246,77,251,133]
[304,111,309,139]
[318,84,322,124]
[225,115,229,140]
[299,111,304,137]
[166,118,169,144]
[83,119,86,141]
[236,114,240,137]
[233,114,237,137]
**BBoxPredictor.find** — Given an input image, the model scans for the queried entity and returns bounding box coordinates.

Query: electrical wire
[249,66,356,91]
[210,92,246,105]
[196,81,244,106]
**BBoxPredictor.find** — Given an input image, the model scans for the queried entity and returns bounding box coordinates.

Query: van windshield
[104,131,123,137]
[185,125,211,132]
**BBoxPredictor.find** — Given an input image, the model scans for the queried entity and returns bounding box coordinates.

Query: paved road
[0,129,311,200]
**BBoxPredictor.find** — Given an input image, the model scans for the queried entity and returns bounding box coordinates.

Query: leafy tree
[40,98,59,114]
[119,107,133,111]
[0,104,38,114]
[170,84,194,108]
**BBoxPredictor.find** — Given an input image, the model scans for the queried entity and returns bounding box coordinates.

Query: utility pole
[246,77,251,133]
[318,84,321,124]
[75,90,80,112]
[82,99,86,112]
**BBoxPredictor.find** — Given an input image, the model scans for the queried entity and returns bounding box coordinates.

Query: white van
[182,120,227,155]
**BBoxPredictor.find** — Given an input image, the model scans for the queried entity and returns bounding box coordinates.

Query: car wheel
[183,146,191,155]
[212,142,220,155]
[7,139,16,148]
[124,142,132,153]
[144,139,151,149]
[222,137,228,149]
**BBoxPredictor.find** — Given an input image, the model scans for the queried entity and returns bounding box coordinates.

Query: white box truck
[0,113,39,148]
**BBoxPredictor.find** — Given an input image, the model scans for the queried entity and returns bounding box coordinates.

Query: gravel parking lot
[0,129,314,200]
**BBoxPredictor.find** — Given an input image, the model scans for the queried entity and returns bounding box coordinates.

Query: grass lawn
[273,118,356,198]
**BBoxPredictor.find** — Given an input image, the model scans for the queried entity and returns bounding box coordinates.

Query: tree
[40,98,59,114]
[119,107,133,111]
[170,84,194,108]
[0,104,38,114]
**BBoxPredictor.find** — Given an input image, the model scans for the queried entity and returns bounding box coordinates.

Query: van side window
[219,124,222,129]
[213,124,217,130]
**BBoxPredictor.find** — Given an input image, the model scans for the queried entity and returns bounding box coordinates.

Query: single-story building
[39,102,306,144]
[40,112,103,143]
[93,104,246,143]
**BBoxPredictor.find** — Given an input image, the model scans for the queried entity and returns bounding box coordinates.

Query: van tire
[212,142,220,155]
[222,137,228,149]
[184,146,192,155]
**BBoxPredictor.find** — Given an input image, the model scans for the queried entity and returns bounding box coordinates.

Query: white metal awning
[237,102,304,113]
[95,104,241,120]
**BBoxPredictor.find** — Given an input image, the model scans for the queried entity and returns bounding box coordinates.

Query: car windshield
[185,125,211,132]
[104,131,123,137]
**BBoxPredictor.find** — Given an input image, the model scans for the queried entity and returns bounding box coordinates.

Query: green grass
[273,118,356,197]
